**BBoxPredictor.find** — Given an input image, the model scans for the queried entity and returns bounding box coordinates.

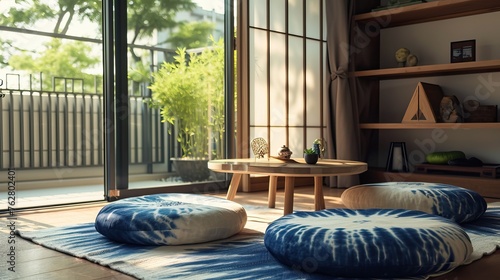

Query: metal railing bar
[9,93,14,167]
[97,96,101,165]
[133,98,139,164]
[142,100,152,171]
[161,113,166,163]
[19,93,25,168]
[154,112,159,162]
[39,93,44,168]
[55,94,63,167]
[37,75,43,167]
[81,96,86,166]
[90,96,95,165]
[47,93,52,166]
[154,111,161,162]
[98,96,103,165]
[156,112,163,163]
[63,94,69,166]
[73,94,77,166]
[55,94,61,166]
[29,93,35,167]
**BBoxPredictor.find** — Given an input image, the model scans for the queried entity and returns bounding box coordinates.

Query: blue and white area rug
[17,204,500,280]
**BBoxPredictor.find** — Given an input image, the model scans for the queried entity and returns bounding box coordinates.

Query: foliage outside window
[0,0,214,95]
[148,38,224,159]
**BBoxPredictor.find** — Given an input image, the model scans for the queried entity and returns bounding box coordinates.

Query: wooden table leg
[314,176,326,211]
[268,176,278,208]
[226,173,242,200]
[284,177,295,215]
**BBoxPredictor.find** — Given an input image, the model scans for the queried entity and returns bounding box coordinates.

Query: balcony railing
[0,74,165,171]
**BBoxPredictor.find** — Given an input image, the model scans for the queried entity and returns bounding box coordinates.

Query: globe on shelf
[395,48,410,67]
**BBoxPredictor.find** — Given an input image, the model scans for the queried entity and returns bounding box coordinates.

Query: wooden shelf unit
[353,0,500,195]
[354,0,500,28]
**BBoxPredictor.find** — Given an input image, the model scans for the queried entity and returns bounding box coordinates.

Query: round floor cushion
[341,182,487,223]
[95,193,247,245]
[264,208,473,278]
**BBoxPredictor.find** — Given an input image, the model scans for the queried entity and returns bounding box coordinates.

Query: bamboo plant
[148,39,224,159]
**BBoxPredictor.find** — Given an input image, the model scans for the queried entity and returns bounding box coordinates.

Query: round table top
[207,158,367,177]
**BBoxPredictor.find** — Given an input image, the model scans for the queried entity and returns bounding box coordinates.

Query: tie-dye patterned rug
[17,204,500,280]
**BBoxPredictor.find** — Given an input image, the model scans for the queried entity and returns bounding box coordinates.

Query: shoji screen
[244,0,328,157]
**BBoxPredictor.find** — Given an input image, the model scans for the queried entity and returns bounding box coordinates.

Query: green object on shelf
[425,151,466,165]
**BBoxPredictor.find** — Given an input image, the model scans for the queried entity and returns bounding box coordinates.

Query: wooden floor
[0,186,499,279]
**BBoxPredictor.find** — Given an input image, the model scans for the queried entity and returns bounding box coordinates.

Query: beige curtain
[325,0,361,188]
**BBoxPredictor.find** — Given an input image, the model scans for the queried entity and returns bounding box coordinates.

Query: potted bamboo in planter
[148,39,224,182]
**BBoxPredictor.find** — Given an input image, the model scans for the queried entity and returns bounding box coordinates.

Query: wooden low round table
[208,158,367,215]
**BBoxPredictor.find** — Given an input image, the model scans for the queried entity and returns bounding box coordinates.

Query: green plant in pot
[148,39,225,182]
[303,148,319,164]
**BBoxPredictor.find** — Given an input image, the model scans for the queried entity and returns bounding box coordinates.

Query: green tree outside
[0,0,216,95]
[9,38,100,92]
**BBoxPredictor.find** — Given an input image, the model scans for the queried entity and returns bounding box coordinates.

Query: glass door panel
[125,0,229,193]
[0,0,105,209]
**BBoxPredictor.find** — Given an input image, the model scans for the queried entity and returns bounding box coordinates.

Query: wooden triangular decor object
[402,82,444,123]
[403,88,422,121]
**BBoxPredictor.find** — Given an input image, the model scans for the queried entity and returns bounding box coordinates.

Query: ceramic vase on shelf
[313,143,321,157]
[278,145,293,159]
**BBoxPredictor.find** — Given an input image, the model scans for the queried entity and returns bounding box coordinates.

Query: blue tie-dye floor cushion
[341,182,487,223]
[95,193,247,245]
[264,208,473,278]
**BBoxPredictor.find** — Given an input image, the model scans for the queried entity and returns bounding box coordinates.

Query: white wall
[376,11,500,168]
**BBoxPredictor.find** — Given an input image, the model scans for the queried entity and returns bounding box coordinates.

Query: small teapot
[277,145,293,159]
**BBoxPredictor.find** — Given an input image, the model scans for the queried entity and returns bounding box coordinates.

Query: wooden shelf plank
[354,0,500,28]
[352,60,500,79]
[359,122,500,129]
[361,167,500,198]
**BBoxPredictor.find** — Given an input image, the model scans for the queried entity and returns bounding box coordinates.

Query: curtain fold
[325,0,361,188]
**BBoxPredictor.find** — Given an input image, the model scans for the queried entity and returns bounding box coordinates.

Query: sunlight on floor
[0,180,191,209]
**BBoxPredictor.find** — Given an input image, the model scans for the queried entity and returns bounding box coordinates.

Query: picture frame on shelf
[450,40,476,63]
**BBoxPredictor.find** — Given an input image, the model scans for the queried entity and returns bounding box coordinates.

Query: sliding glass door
[0,0,106,209]
[105,0,234,198]
[0,0,234,210]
